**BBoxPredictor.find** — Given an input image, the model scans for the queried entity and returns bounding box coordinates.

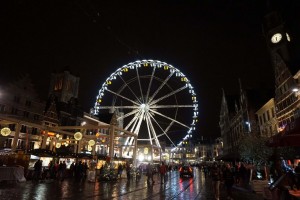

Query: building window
[267,110,270,121]
[8,124,16,131]
[0,104,5,113]
[23,111,29,118]
[31,128,38,135]
[14,96,20,103]
[259,116,262,125]
[33,114,39,120]
[54,78,63,91]
[11,107,18,114]
[271,107,275,118]
[263,113,266,123]
[21,125,27,133]
[25,100,31,107]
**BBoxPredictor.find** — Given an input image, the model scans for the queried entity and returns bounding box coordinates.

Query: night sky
[1,0,300,142]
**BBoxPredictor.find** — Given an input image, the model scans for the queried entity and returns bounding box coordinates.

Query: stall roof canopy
[28,149,96,159]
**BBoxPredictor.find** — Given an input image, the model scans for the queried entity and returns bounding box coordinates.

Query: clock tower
[263,10,299,130]
[263,11,291,64]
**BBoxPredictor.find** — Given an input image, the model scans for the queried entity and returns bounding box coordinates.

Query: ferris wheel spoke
[133,110,145,135]
[125,110,144,147]
[150,105,194,109]
[118,74,142,104]
[145,113,161,147]
[117,109,139,121]
[97,106,139,110]
[125,110,142,131]
[106,88,140,106]
[155,121,174,138]
[145,66,156,103]
[149,109,190,129]
[124,112,141,146]
[145,113,153,145]
[149,85,188,106]
[148,114,176,147]
[148,71,174,104]
[135,66,144,103]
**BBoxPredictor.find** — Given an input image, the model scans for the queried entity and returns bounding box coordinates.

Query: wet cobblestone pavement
[0,168,264,200]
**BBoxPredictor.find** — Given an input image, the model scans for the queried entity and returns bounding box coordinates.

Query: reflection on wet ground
[0,168,263,200]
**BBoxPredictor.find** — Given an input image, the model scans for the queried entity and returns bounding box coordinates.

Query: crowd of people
[32,159,89,182]
[200,162,251,200]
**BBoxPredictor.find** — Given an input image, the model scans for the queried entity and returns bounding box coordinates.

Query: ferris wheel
[93,60,198,150]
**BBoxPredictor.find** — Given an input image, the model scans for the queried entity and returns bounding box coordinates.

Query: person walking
[146,163,155,183]
[159,162,168,184]
[211,162,222,200]
[223,163,235,200]
[239,163,247,187]
[118,163,123,179]
[33,159,42,181]
[126,162,131,181]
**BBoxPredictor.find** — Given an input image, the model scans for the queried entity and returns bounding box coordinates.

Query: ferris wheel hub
[140,103,149,112]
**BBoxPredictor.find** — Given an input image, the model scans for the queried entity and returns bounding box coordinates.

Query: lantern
[88,139,95,146]
[56,143,61,148]
[88,145,92,151]
[1,127,11,136]
[74,132,82,140]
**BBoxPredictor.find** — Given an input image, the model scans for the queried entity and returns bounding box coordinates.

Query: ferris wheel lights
[164,66,169,70]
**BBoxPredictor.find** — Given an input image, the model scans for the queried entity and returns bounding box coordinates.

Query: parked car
[179,165,193,178]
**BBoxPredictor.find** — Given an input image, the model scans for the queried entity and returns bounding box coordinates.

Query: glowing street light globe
[1,127,11,136]
[88,139,95,146]
[74,132,82,140]
[56,143,61,148]
[88,146,92,151]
